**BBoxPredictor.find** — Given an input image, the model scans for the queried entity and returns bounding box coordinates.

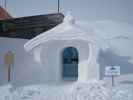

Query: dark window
[62,47,78,81]
[0,23,3,32]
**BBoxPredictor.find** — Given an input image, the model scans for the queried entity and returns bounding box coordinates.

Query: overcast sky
[0,0,133,24]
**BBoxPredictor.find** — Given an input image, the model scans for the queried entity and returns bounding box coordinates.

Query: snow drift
[0,80,133,100]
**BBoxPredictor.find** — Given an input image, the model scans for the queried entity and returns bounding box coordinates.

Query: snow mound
[0,80,133,100]
[14,85,74,100]
[112,85,133,100]
[0,84,13,100]
[73,80,110,100]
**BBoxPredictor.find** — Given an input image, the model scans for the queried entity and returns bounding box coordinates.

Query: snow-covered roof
[24,14,96,52]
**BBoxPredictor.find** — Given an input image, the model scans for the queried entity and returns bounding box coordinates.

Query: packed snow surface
[0,80,133,100]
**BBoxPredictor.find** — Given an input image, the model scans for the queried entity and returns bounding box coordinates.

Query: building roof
[0,6,64,39]
[0,6,12,20]
[0,13,64,39]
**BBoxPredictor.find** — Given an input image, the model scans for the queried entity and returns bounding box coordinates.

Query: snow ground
[0,80,133,100]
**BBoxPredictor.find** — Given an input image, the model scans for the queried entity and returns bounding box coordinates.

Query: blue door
[62,47,78,81]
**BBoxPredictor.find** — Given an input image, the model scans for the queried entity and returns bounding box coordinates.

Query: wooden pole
[58,0,60,13]
[4,0,6,9]
[4,51,14,83]
[112,75,115,86]
[8,64,11,82]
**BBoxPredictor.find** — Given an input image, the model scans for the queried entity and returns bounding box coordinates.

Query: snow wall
[0,38,99,86]
[32,39,99,83]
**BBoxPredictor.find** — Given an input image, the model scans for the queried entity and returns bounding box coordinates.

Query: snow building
[24,14,100,83]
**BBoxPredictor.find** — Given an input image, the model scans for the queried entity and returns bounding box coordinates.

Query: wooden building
[0,6,64,39]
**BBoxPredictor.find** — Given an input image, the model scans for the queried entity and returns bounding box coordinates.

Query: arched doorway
[62,47,78,81]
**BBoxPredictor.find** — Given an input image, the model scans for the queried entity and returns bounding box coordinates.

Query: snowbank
[0,80,133,100]
[0,84,12,100]
[73,80,111,100]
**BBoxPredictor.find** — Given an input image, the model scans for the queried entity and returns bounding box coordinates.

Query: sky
[0,0,133,24]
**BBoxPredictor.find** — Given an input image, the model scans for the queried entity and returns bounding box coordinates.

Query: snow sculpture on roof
[24,13,105,52]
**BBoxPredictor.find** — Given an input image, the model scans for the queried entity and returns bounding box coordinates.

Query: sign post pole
[112,75,114,87]
[4,51,14,83]
[105,66,120,87]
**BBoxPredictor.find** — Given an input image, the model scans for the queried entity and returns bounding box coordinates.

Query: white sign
[105,66,120,76]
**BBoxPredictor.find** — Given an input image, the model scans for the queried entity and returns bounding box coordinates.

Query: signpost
[105,66,120,86]
[4,51,14,82]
